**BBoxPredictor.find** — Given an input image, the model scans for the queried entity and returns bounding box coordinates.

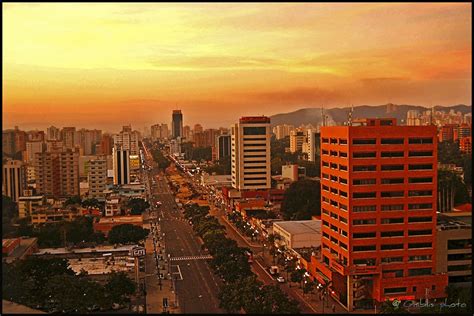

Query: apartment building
[88,158,107,201]
[316,118,448,311]
[289,129,306,153]
[2,159,26,202]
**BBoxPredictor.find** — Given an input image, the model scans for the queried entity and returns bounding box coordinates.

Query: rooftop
[452,203,472,213]
[437,213,471,230]
[2,300,46,314]
[35,244,136,256]
[273,220,321,235]
[97,215,143,224]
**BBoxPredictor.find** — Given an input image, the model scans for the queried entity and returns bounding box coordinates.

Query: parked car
[276,276,285,283]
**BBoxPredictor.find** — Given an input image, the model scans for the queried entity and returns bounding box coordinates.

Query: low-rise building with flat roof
[2,237,39,263]
[436,213,472,286]
[93,215,143,236]
[273,220,321,250]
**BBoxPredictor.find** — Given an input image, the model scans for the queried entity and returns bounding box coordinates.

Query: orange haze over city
[3,3,472,132]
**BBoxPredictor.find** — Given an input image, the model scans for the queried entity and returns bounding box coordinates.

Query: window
[322,208,329,215]
[339,178,348,185]
[408,268,432,276]
[408,229,432,236]
[353,178,376,185]
[409,137,433,144]
[243,127,266,135]
[408,190,432,197]
[381,218,404,224]
[409,151,433,157]
[447,253,472,261]
[353,152,376,158]
[339,151,348,158]
[381,178,404,185]
[409,177,433,184]
[409,255,432,262]
[330,163,338,169]
[448,265,472,272]
[381,191,404,198]
[322,138,329,143]
[330,138,338,144]
[353,192,376,199]
[353,205,377,212]
[322,149,329,155]
[339,165,348,171]
[323,232,329,239]
[381,257,403,264]
[330,175,338,182]
[322,173,329,179]
[408,164,433,170]
[330,212,338,220]
[353,232,376,238]
[322,161,329,167]
[381,165,404,171]
[340,204,348,212]
[322,184,329,191]
[447,239,472,250]
[353,219,376,225]
[341,230,348,237]
[354,258,376,265]
[353,165,376,172]
[381,244,404,250]
[381,138,404,145]
[340,216,348,223]
[243,137,267,141]
[322,220,329,227]
[339,139,348,145]
[408,242,432,249]
[353,139,376,145]
[384,287,407,294]
[383,269,404,278]
[381,231,404,237]
[380,151,403,158]
[330,150,338,157]
[408,216,432,223]
[340,242,348,250]
[353,245,376,252]
[322,196,329,203]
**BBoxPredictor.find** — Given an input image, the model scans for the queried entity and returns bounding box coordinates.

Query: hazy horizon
[3,3,472,132]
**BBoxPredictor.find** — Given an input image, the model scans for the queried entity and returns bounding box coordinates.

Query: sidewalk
[145,231,180,313]
[220,215,261,248]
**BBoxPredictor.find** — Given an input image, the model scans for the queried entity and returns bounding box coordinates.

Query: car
[276,277,285,283]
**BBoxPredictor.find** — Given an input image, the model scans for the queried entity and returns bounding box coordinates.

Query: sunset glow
[3,3,471,131]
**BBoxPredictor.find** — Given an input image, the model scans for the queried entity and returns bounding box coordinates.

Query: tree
[81,198,101,209]
[438,169,470,212]
[281,179,321,220]
[63,195,82,207]
[380,299,409,314]
[108,224,149,244]
[105,271,136,305]
[127,198,150,215]
[2,195,18,219]
[438,141,464,166]
[462,154,472,186]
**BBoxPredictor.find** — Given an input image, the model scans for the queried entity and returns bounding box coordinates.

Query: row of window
[352,190,433,199]
[351,164,433,172]
[353,242,432,252]
[353,255,432,266]
[352,203,433,212]
[384,284,437,295]
[350,150,433,158]
[352,177,433,185]
[352,229,432,239]
[352,216,432,225]
[321,137,433,145]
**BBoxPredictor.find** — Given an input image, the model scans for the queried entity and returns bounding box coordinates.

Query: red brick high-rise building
[316,118,448,311]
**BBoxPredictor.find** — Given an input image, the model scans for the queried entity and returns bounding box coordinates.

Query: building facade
[317,118,447,311]
[172,110,183,139]
[113,147,130,185]
[88,158,107,201]
[231,116,271,190]
[2,159,26,202]
[289,129,306,153]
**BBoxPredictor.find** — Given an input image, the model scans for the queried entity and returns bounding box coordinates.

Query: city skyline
[4,3,472,131]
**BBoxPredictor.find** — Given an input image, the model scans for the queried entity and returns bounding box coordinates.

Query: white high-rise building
[25,141,45,164]
[113,147,130,185]
[273,124,295,140]
[231,116,271,190]
[303,129,320,162]
[113,125,140,155]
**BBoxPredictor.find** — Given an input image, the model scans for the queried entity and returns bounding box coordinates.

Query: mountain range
[269,104,472,127]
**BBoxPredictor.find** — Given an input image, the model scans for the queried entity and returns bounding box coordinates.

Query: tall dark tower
[172,110,183,139]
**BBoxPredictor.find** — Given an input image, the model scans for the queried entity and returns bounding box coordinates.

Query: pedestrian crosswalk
[169,255,213,261]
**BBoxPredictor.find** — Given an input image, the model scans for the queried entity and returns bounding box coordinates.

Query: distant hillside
[270,104,471,127]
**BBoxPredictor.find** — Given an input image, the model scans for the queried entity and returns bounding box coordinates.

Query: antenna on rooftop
[348,104,354,126]
[321,105,326,127]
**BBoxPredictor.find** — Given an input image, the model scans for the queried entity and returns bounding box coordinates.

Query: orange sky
[3,3,472,132]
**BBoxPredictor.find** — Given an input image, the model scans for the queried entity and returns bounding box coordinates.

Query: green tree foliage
[205,156,231,175]
[151,148,170,169]
[2,195,18,219]
[127,198,150,215]
[281,179,321,220]
[108,224,149,244]
[462,154,472,186]
[438,141,464,166]
[81,198,101,209]
[438,169,470,207]
[3,257,136,313]
[105,271,136,305]
[380,299,409,314]
[296,159,320,177]
[271,136,299,175]
[63,195,82,207]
